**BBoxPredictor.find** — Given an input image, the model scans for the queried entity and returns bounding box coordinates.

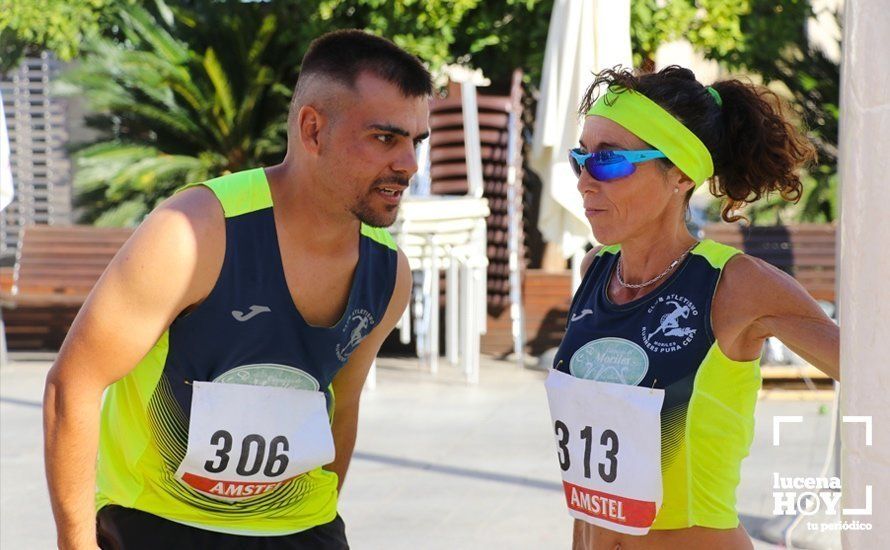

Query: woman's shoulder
[719,251,788,294]
[690,239,743,270]
[580,244,620,276]
[712,250,802,333]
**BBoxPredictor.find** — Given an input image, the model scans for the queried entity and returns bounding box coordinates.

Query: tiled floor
[1,355,840,549]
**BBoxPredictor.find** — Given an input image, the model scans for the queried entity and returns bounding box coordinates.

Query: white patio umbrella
[0,90,10,365]
[530,0,633,277]
[0,90,13,212]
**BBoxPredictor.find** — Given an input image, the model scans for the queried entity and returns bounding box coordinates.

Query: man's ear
[298,105,326,156]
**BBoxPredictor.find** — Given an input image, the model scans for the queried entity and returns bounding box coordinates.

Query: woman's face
[577,115,689,245]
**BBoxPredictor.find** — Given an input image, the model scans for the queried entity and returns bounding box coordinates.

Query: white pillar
[428,237,440,375]
[838,1,890,547]
[446,255,460,365]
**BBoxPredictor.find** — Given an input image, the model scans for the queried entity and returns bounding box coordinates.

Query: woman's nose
[577,170,601,196]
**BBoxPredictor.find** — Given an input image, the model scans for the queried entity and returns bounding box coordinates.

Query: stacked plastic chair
[427,70,527,366]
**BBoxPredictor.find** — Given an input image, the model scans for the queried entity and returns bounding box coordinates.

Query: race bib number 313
[545,369,665,535]
[175,381,335,502]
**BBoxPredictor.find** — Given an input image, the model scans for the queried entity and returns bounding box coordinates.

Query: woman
[545,66,839,550]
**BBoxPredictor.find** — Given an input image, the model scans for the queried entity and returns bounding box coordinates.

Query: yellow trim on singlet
[587,239,762,529]
[177,168,272,218]
[180,171,398,256]
[651,341,761,529]
[361,223,398,251]
[649,239,761,529]
[595,244,621,257]
[97,331,171,512]
[690,239,739,270]
[96,170,341,536]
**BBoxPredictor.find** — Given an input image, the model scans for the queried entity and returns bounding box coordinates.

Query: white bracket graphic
[842,416,873,446]
[843,484,873,516]
[773,415,803,446]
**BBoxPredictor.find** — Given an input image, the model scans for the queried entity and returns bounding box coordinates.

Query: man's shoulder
[126,185,226,297]
[147,185,226,242]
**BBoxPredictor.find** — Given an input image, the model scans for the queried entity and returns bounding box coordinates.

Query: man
[44,30,431,549]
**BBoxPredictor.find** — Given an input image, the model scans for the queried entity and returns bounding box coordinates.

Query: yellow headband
[586,89,714,185]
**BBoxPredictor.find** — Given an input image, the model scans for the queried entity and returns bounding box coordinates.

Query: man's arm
[326,250,411,492]
[43,188,223,550]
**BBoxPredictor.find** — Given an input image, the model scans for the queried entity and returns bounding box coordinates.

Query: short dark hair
[293,29,433,104]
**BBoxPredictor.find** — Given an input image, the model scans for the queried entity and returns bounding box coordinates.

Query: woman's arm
[717,254,839,381]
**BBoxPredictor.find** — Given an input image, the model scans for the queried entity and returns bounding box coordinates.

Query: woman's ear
[669,166,697,196]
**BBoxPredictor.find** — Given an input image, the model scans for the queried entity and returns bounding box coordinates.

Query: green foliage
[318,0,483,70]
[631,0,749,69]
[62,0,555,225]
[302,0,553,90]
[633,0,839,224]
[722,1,839,224]
[449,0,553,90]
[63,2,293,226]
[0,0,122,72]
[10,0,838,227]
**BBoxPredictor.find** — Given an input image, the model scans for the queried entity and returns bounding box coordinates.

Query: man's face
[318,72,430,227]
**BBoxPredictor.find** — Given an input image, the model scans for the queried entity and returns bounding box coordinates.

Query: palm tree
[63,0,559,226]
[63,2,296,226]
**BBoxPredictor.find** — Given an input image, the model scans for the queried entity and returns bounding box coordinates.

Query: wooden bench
[480,224,837,357]
[1,225,133,353]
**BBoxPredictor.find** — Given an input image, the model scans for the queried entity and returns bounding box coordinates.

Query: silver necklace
[615,242,699,289]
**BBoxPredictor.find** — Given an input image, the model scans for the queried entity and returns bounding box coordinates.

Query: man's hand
[326,250,411,492]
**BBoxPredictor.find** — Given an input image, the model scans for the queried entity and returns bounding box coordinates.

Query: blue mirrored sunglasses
[568,148,667,181]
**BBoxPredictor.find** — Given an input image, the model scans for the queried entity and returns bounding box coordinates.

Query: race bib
[545,369,665,535]
[175,381,335,502]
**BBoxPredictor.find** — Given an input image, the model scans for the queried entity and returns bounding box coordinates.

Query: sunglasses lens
[568,153,582,177]
[587,158,636,181]
[569,150,639,181]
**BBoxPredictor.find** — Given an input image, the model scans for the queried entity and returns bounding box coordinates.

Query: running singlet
[95,168,398,536]
[553,240,761,530]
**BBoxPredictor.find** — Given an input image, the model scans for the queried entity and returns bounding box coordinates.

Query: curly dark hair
[579,66,816,223]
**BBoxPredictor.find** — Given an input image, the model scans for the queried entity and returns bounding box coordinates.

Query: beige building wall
[838,0,890,547]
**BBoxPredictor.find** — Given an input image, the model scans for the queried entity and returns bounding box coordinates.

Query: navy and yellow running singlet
[553,240,761,529]
[96,168,398,535]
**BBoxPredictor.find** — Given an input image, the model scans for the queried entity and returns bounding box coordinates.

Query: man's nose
[392,142,419,176]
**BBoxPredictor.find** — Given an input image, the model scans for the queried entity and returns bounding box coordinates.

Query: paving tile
[1,355,841,549]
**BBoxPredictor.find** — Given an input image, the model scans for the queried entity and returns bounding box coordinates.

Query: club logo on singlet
[641,293,699,353]
[214,363,320,390]
[335,308,376,362]
[569,337,650,385]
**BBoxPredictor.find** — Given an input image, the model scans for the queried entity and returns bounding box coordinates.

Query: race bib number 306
[545,369,665,535]
[175,381,335,502]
